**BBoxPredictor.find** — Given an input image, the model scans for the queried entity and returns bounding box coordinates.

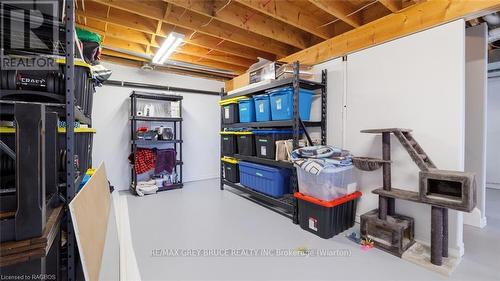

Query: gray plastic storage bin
[296,165,357,201]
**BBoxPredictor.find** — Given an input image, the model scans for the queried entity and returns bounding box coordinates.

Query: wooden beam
[176,44,256,67]
[100,54,231,81]
[284,0,500,64]
[163,0,322,49]
[78,23,154,47]
[309,0,363,28]
[186,34,275,61]
[101,37,246,73]
[78,17,273,62]
[89,0,296,57]
[227,0,500,91]
[90,25,253,68]
[101,49,148,62]
[170,53,247,74]
[234,0,340,40]
[378,0,403,12]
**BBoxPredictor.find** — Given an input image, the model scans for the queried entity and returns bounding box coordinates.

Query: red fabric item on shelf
[135,148,156,174]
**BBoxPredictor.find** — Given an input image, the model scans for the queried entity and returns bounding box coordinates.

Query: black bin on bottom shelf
[221,132,238,157]
[222,157,239,183]
[236,133,255,156]
[254,130,293,160]
[294,191,362,239]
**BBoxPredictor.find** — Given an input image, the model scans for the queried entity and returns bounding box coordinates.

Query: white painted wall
[313,58,346,147]
[464,24,488,227]
[92,62,223,190]
[312,20,466,256]
[487,77,500,189]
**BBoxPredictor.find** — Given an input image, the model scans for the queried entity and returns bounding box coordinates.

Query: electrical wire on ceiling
[318,0,379,28]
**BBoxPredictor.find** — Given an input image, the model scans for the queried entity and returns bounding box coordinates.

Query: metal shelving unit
[129,91,184,193]
[219,62,327,224]
[221,120,322,128]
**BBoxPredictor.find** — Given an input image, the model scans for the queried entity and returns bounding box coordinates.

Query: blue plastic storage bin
[268,87,314,121]
[239,98,256,122]
[253,94,271,122]
[239,161,291,197]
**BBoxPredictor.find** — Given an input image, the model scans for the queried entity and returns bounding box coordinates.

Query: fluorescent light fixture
[152,32,185,64]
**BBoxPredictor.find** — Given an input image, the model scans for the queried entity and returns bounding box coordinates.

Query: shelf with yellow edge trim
[0,127,96,134]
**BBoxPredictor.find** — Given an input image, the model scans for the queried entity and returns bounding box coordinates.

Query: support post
[382,132,395,215]
[220,87,225,190]
[378,196,388,220]
[431,206,444,266]
[65,0,76,279]
[321,69,327,145]
[291,61,300,224]
[442,208,448,258]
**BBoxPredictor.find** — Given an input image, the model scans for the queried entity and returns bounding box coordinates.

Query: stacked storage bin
[292,146,361,239]
[253,94,271,122]
[220,131,238,156]
[238,98,255,123]
[0,58,95,119]
[267,87,314,121]
[57,127,96,177]
[239,161,291,198]
[253,130,293,159]
[294,191,362,239]
[219,96,247,124]
[221,157,239,183]
[236,131,255,156]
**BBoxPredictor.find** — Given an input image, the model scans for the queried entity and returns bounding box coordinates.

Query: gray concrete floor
[124,179,500,281]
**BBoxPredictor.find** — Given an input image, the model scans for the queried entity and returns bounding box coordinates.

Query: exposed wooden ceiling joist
[100,52,232,81]
[77,21,255,68]
[163,0,323,49]
[233,0,341,40]
[77,15,274,61]
[378,0,403,13]
[282,0,500,65]
[309,0,363,28]
[86,0,296,57]
[101,37,247,74]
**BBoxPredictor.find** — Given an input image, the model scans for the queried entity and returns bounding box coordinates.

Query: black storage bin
[221,103,239,124]
[222,158,239,183]
[221,132,238,156]
[295,191,362,239]
[0,58,94,117]
[236,133,255,156]
[254,130,292,160]
[57,129,95,175]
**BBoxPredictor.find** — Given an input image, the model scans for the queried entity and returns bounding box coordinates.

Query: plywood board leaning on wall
[69,163,111,281]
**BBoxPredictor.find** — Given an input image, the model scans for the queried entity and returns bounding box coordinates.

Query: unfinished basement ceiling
[76,0,421,78]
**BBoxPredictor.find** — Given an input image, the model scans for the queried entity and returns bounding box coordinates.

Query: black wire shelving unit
[129,91,184,193]
[219,62,327,224]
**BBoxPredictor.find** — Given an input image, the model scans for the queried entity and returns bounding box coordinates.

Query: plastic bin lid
[219,96,248,106]
[294,191,362,208]
[239,161,284,172]
[239,98,254,103]
[220,131,252,135]
[221,157,238,164]
[253,94,269,100]
[253,129,302,134]
[266,86,315,95]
